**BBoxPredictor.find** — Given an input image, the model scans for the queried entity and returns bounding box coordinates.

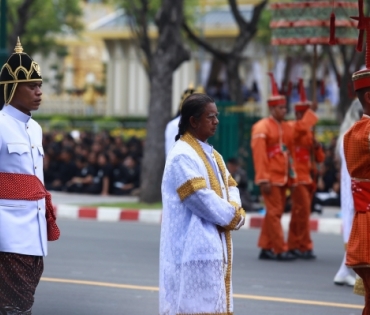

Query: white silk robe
[159,132,245,315]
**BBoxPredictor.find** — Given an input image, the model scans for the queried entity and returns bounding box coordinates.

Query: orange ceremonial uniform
[251,116,296,254]
[287,110,325,252]
[344,115,370,314]
[344,115,370,268]
[341,1,370,312]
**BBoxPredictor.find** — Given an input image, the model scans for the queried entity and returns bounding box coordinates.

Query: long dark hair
[175,93,214,141]
[0,86,4,110]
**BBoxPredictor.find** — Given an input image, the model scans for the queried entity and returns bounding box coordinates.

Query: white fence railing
[37,95,338,120]
[37,95,107,116]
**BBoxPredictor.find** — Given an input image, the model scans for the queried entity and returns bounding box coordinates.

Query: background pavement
[51,192,344,235]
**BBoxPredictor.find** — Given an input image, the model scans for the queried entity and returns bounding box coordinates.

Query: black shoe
[288,249,303,258]
[300,250,316,260]
[276,251,297,261]
[259,249,277,260]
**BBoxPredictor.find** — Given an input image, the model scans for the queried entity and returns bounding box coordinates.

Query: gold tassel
[353,277,365,296]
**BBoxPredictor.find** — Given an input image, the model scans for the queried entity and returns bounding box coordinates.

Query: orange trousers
[354,268,370,315]
[259,185,287,254]
[288,184,313,252]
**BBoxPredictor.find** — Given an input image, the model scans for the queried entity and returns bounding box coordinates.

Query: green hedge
[33,114,147,123]
[33,115,147,131]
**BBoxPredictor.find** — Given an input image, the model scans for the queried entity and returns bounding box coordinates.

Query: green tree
[183,0,268,106]
[114,0,190,202]
[7,0,83,55]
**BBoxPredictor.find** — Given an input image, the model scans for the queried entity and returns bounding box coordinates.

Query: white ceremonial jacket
[165,116,180,156]
[160,132,244,315]
[0,105,47,256]
[340,140,354,244]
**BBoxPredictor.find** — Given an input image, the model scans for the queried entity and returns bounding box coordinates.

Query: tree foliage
[112,0,190,202]
[183,0,268,105]
[256,5,272,46]
[7,0,83,55]
[112,0,199,72]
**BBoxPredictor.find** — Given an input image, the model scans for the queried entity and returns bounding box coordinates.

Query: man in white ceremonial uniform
[160,93,245,315]
[165,114,181,156]
[333,99,362,288]
[0,38,59,315]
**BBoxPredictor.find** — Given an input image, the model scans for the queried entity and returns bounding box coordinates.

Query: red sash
[267,144,283,158]
[351,179,370,213]
[0,172,60,241]
[295,147,310,162]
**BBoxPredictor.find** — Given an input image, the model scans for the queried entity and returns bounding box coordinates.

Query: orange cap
[267,72,286,107]
[294,78,312,111]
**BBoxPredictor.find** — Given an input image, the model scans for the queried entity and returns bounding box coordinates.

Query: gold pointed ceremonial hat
[179,83,196,110]
[0,37,42,104]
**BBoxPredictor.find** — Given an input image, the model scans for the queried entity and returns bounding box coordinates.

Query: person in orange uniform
[343,6,370,313]
[251,73,297,261]
[287,79,324,260]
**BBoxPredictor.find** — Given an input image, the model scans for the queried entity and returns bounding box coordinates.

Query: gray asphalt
[33,220,363,315]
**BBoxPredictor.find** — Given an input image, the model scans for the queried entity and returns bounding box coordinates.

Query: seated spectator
[313,143,340,209]
[84,153,111,195]
[65,156,95,193]
[44,152,57,191]
[111,155,140,196]
[108,150,124,194]
[86,151,98,171]
[127,137,143,161]
[48,148,77,191]
[226,157,253,212]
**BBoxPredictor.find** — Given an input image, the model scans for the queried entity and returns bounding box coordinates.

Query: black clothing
[110,165,140,195]
[84,165,111,194]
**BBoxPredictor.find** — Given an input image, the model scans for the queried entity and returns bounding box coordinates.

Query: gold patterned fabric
[228,175,238,187]
[353,277,366,296]
[177,177,207,201]
[181,133,223,197]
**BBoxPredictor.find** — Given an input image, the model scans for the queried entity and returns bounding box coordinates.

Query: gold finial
[14,37,24,54]
[195,85,205,93]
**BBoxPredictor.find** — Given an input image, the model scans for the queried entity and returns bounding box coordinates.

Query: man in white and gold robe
[159,132,245,315]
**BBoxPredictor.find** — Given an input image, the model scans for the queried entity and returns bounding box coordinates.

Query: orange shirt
[344,116,370,180]
[251,116,295,186]
[289,110,325,184]
[344,115,370,267]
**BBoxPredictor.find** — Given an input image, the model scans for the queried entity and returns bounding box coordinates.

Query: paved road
[33,220,362,315]
[50,191,341,218]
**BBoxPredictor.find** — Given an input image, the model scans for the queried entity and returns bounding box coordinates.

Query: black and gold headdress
[179,83,205,111]
[0,37,42,105]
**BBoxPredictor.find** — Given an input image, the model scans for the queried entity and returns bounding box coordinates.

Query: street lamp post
[0,0,7,67]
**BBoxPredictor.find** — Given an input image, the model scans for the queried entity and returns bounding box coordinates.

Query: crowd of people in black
[43,129,340,212]
[312,136,341,211]
[43,130,142,196]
